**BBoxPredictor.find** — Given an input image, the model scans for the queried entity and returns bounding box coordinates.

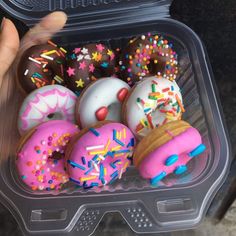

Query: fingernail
[1,17,6,31]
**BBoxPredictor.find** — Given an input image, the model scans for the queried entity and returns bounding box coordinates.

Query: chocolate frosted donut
[118,34,179,86]
[65,43,115,96]
[17,41,67,93]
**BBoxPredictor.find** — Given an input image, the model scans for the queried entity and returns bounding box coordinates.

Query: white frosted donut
[18,85,77,135]
[76,77,130,128]
[123,76,184,139]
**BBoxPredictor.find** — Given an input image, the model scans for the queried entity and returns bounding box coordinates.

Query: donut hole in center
[106,103,121,121]
[49,151,64,160]
[47,112,63,120]
[148,58,166,74]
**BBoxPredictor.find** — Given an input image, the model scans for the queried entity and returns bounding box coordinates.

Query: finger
[0,18,20,80]
[20,11,67,52]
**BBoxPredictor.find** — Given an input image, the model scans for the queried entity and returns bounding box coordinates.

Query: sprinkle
[104,168,107,175]
[89,150,106,156]
[189,144,206,157]
[147,113,154,129]
[101,178,106,185]
[119,168,124,179]
[150,172,166,185]
[24,69,29,76]
[81,156,86,165]
[98,155,105,160]
[47,40,57,47]
[29,57,41,64]
[175,94,185,112]
[84,167,93,175]
[92,155,99,162]
[91,173,99,176]
[80,176,97,182]
[123,128,126,139]
[171,85,174,91]
[114,138,125,147]
[113,149,131,154]
[92,161,99,172]
[60,47,67,53]
[40,54,54,60]
[162,88,170,92]
[91,182,99,187]
[110,170,119,178]
[86,145,105,151]
[99,164,104,180]
[152,80,158,84]
[54,75,63,83]
[21,175,27,179]
[67,160,86,170]
[127,138,135,148]
[69,177,81,185]
[113,130,117,140]
[124,161,130,170]
[105,139,111,152]
[111,146,121,151]
[140,119,146,128]
[89,128,100,136]
[110,163,116,169]
[151,84,156,92]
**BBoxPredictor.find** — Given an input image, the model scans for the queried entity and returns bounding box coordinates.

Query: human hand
[0,12,67,158]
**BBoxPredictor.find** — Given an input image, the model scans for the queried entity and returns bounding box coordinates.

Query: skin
[0,12,67,158]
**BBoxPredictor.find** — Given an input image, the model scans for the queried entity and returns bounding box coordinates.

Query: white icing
[125,76,183,139]
[18,85,77,134]
[77,77,130,128]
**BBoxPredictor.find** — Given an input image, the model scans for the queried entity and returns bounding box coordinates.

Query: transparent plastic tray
[0,0,231,235]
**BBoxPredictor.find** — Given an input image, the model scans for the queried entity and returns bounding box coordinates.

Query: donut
[122,76,184,139]
[119,33,178,86]
[133,120,206,186]
[16,120,79,191]
[65,43,115,96]
[76,77,130,128]
[18,85,77,135]
[17,41,67,93]
[65,121,136,189]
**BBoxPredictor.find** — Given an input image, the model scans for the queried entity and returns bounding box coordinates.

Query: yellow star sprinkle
[107,49,113,56]
[75,79,84,88]
[92,52,102,62]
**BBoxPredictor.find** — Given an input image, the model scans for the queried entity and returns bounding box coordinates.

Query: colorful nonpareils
[118,33,179,86]
[16,120,79,191]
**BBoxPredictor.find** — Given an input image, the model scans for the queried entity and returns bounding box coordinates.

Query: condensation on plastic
[0,0,231,235]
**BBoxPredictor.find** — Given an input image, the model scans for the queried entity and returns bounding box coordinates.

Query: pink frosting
[139,127,202,179]
[67,122,135,188]
[16,120,79,191]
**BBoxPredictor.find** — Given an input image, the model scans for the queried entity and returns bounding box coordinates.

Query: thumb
[0,18,20,80]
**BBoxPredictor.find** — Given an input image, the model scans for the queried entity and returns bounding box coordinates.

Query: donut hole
[148,58,166,74]
[47,113,63,120]
[107,103,122,121]
[49,151,64,160]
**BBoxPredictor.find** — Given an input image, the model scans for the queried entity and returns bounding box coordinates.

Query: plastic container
[0,0,231,235]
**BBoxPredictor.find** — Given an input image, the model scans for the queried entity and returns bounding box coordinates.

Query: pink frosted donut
[18,85,77,135]
[16,120,79,191]
[133,121,206,185]
[65,122,136,188]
